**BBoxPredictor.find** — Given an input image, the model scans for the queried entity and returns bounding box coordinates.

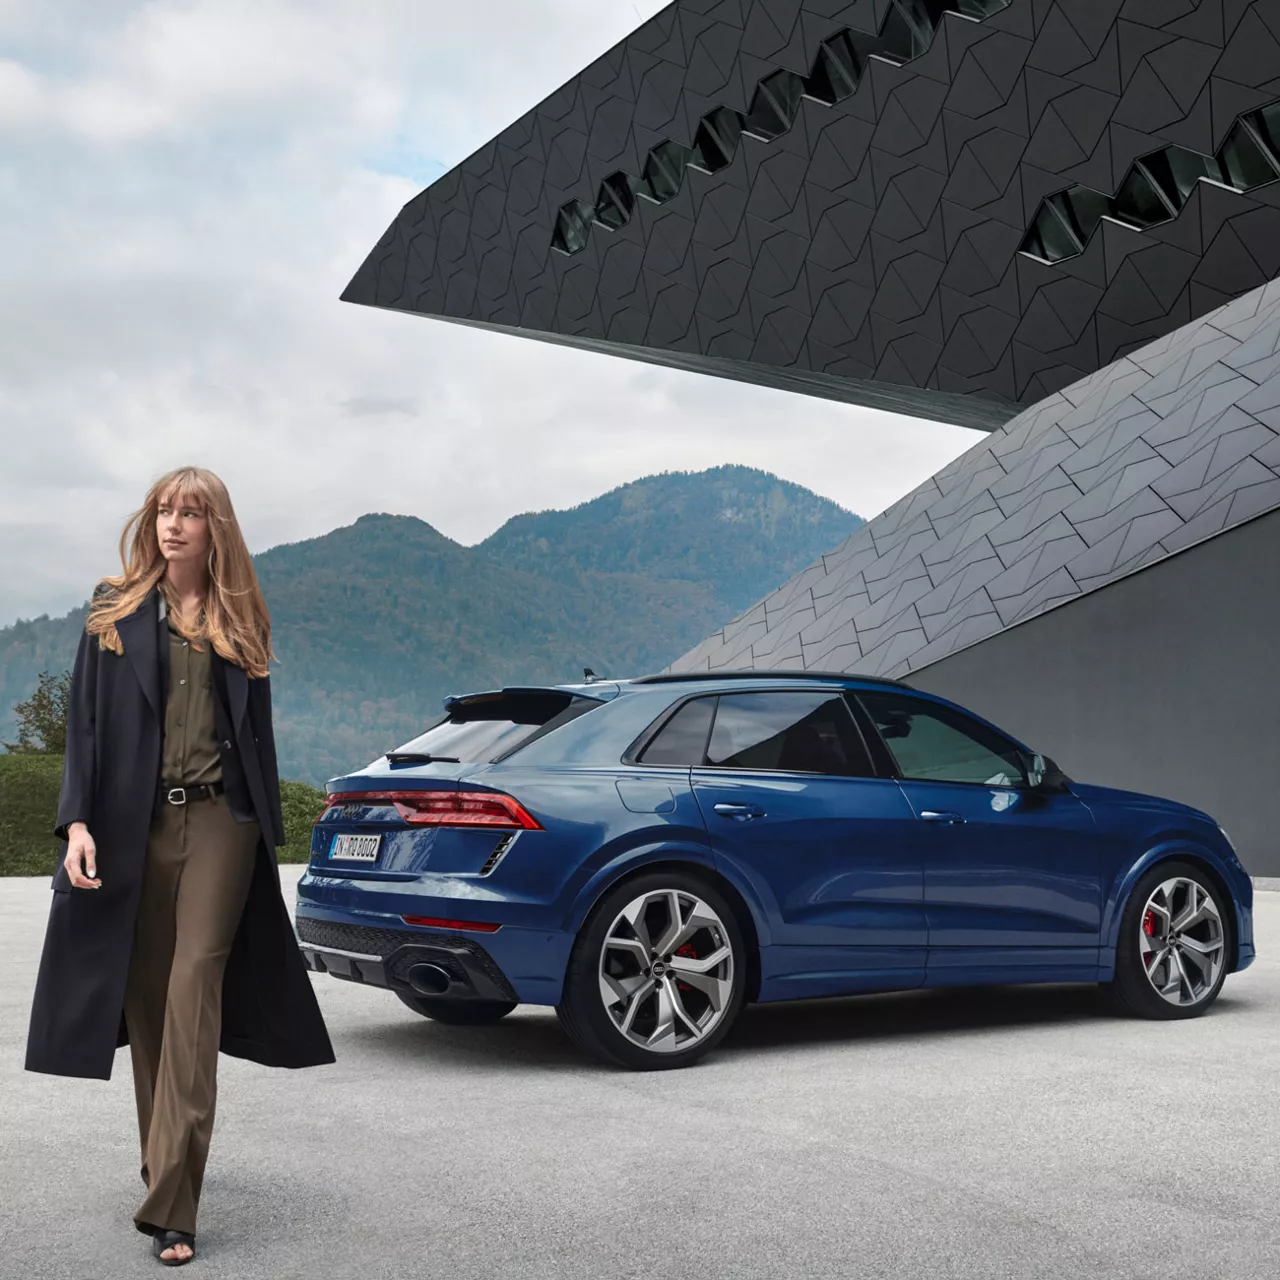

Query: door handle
[713,802,765,821]
[920,810,965,825]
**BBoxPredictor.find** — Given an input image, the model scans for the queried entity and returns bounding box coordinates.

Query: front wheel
[395,992,517,1024]
[1107,860,1231,1019]
[556,870,747,1070]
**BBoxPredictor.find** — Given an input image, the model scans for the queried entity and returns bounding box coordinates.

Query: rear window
[391,691,601,764]
[637,696,716,765]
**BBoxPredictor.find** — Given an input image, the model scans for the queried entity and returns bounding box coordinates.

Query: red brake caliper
[1142,909,1158,966]
[675,943,697,992]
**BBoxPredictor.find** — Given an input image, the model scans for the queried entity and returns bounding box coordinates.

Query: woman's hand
[64,823,101,889]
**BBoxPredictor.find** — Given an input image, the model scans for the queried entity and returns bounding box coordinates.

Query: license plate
[330,833,382,862]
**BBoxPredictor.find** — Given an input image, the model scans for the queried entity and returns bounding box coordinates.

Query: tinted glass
[704,692,873,776]
[638,697,716,766]
[858,692,1026,787]
[393,693,598,764]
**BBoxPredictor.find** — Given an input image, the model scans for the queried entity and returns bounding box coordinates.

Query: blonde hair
[87,466,274,678]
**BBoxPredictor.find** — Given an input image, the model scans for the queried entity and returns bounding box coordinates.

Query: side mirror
[879,711,911,740]
[1027,753,1069,793]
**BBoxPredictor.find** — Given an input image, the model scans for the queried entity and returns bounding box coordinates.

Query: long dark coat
[24,587,335,1080]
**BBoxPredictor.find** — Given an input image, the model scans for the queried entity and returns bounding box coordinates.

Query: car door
[852,691,1103,982]
[688,689,926,999]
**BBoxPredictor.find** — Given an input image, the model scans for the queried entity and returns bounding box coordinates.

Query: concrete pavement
[2,870,1277,1280]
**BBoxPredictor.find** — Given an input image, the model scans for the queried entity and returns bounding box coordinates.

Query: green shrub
[279,777,326,864]
[0,753,63,877]
[0,753,327,875]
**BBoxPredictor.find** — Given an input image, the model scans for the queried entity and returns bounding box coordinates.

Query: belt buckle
[166,787,187,806]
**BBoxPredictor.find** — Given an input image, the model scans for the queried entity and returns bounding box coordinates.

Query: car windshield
[390,691,600,764]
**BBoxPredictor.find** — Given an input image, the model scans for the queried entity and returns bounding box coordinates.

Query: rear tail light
[323,789,542,830]
[403,915,501,933]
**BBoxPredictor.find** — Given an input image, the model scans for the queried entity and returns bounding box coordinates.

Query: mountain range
[0,466,863,784]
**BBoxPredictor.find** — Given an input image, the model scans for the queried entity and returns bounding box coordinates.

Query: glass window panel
[552,203,590,255]
[594,172,635,228]
[1027,206,1078,262]
[691,108,740,173]
[858,692,1027,787]
[807,34,859,104]
[638,141,691,202]
[1219,121,1279,191]
[1146,148,1213,204]
[393,694,598,763]
[705,691,874,777]
[638,697,716,766]
[1111,166,1171,228]
[745,70,804,139]
[1058,186,1108,242]
[1247,103,1280,163]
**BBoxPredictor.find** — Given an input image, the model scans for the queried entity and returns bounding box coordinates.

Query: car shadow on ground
[722,982,1108,1055]
[726,984,1248,1056]
[342,982,1249,1072]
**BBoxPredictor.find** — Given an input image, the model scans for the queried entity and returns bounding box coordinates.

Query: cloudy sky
[0,0,983,628]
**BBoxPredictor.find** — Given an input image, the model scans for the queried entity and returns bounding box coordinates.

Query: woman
[24,466,334,1266]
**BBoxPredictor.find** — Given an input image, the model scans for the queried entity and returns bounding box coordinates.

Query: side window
[857,692,1027,787]
[637,696,715,766]
[704,692,874,777]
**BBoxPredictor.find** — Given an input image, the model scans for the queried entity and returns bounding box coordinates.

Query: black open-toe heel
[152,1230,196,1266]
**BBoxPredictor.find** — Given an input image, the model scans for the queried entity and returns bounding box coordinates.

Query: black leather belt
[159,781,224,806]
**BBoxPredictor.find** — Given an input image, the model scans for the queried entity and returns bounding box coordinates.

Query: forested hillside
[0,466,862,784]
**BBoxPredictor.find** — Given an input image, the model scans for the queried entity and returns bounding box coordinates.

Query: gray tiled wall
[669,278,1280,676]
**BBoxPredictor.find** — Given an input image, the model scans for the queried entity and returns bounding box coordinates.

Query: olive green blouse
[161,621,222,787]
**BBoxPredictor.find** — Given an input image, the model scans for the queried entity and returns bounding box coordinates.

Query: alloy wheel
[598,888,735,1054]
[1138,876,1225,1007]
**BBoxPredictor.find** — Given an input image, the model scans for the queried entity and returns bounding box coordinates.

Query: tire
[395,992,517,1025]
[556,869,747,1070]
[1107,859,1231,1020]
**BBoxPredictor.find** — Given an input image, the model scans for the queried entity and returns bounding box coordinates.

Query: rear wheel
[1107,860,1230,1019]
[557,869,746,1070]
[395,992,517,1025]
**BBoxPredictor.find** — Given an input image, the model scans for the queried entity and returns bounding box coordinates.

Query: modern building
[343,0,1280,874]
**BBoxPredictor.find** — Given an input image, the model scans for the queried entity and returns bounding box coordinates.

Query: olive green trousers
[123,792,259,1236]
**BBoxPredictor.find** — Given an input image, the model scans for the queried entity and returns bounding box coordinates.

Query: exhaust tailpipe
[406,963,452,996]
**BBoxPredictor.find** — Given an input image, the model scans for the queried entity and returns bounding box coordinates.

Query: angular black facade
[344,0,1280,432]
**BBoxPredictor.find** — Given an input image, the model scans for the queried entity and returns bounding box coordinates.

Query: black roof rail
[629,669,911,689]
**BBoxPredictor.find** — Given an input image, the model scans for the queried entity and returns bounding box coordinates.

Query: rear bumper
[294,867,578,1004]
[296,916,520,1005]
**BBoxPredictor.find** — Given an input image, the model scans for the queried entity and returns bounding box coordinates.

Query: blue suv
[294,671,1255,1070]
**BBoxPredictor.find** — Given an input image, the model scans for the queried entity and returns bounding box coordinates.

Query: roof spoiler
[441,685,607,714]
